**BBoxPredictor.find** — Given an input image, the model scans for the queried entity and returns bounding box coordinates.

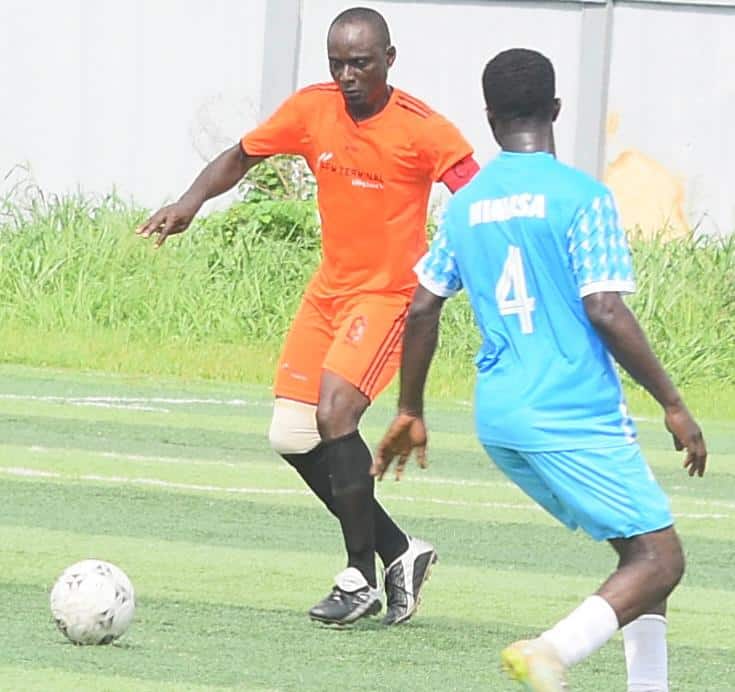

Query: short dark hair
[329,7,391,47]
[482,49,555,121]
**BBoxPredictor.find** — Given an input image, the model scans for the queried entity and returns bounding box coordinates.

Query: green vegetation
[1,189,734,407]
[0,366,733,690]
[2,167,733,689]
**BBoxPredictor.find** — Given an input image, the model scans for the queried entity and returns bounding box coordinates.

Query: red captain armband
[441,155,480,193]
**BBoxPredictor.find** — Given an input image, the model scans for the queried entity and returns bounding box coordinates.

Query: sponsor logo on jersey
[317,153,384,189]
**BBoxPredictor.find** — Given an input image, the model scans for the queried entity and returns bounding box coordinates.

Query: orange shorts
[274,291,411,404]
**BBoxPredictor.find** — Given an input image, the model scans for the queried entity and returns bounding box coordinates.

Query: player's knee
[315,381,367,441]
[640,529,685,596]
[268,399,321,456]
[659,536,685,592]
[315,400,341,440]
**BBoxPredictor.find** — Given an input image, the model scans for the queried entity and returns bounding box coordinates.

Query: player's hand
[371,413,428,481]
[664,403,707,477]
[135,199,200,248]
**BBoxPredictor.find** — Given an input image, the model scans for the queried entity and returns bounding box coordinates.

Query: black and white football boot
[383,536,437,626]
[308,567,382,626]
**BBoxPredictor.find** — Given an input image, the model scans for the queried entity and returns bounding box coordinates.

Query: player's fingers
[683,449,696,476]
[683,447,706,477]
[372,449,393,481]
[671,433,684,451]
[416,444,428,470]
[692,443,707,477]
[395,454,409,482]
[369,457,383,479]
[682,432,707,477]
[154,218,178,248]
[136,213,165,238]
[135,220,155,238]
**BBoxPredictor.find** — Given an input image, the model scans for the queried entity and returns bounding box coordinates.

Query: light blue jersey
[417,151,637,451]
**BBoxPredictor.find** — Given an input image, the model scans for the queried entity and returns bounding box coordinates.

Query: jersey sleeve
[240,91,311,157]
[414,212,463,298]
[419,113,474,182]
[567,192,636,298]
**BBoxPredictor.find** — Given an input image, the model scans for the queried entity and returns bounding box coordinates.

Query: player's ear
[552,98,561,122]
[386,45,396,68]
[485,107,496,129]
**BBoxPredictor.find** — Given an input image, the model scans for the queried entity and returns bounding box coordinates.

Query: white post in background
[260,0,303,121]
[574,0,614,179]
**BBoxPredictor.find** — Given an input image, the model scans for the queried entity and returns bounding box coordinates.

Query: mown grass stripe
[0,666,228,692]
[1,457,733,550]
[1,525,734,648]
[1,479,733,590]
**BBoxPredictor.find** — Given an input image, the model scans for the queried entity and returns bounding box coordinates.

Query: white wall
[2,0,733,234]
[0,0,266,210]
[606,2,735,236]
[298,0,584,168]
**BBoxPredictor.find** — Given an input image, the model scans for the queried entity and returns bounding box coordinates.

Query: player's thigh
[274,293,334,404]
[525,445,673,541]
[483,445,579,531]
[323,294,410,401]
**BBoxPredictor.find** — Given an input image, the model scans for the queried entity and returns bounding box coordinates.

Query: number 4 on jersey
[495,245,536,334]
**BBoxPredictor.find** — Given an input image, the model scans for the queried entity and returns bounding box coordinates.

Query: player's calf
[603,527,685,627]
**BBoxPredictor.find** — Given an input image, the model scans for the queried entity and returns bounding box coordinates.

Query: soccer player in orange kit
[137,6,479,626]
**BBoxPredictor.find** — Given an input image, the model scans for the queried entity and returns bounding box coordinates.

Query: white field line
[72,402,171,413]
[17,445,735,505]
[1,392,660,421]
[20,445,516,488]
[0,393,263,407]
[0,466,536,511]
[0,466,728,520]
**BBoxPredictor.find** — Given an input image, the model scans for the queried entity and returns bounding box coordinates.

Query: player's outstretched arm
[136,144,265,247]
[372,286,446,481]
[584,291,707,477]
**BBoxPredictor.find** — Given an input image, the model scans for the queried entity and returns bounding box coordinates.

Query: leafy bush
[1,188,733,388]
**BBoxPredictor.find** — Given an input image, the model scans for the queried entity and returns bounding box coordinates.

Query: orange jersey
[241,83,473,297]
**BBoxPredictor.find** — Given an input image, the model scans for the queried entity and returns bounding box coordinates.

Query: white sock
[540,595,620,667]
[623,614,668,692]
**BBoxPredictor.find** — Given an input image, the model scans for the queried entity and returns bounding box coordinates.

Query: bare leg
[316,371,411,587]
[608,538,673,692]
[601,527,683,627]
[537,527,684,670]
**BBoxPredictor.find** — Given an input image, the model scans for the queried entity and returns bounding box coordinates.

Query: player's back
[443,151,637,451]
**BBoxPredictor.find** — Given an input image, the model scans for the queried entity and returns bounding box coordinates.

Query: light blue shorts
[483,443,674,541]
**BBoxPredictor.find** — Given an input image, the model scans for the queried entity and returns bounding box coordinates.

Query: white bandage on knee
[268,398,321,455]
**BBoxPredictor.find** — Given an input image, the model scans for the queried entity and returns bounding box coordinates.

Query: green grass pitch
[0,364,733,691]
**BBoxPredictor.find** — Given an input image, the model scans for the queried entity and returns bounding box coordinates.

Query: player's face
[327,22,395,118]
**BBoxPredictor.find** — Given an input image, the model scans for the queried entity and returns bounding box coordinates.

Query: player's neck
[496,126,556,155]
[347,86,393,121]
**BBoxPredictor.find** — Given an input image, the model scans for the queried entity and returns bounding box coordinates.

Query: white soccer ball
[50,559,135,645]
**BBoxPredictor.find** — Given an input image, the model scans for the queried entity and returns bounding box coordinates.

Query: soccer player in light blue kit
[372,49,707,691]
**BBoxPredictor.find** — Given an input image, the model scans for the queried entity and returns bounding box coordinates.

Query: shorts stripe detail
[359,304,409,397]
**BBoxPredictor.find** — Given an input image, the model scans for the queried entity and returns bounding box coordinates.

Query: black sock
[283,445,337,518]
[373,501,409,567]
[282,442,409,570]
[324,431,377,587]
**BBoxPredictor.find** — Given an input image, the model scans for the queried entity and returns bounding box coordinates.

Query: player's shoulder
[291,82,341,104]
[392,88,436,120]
[391,88,465,151]
[549,158,613,203]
